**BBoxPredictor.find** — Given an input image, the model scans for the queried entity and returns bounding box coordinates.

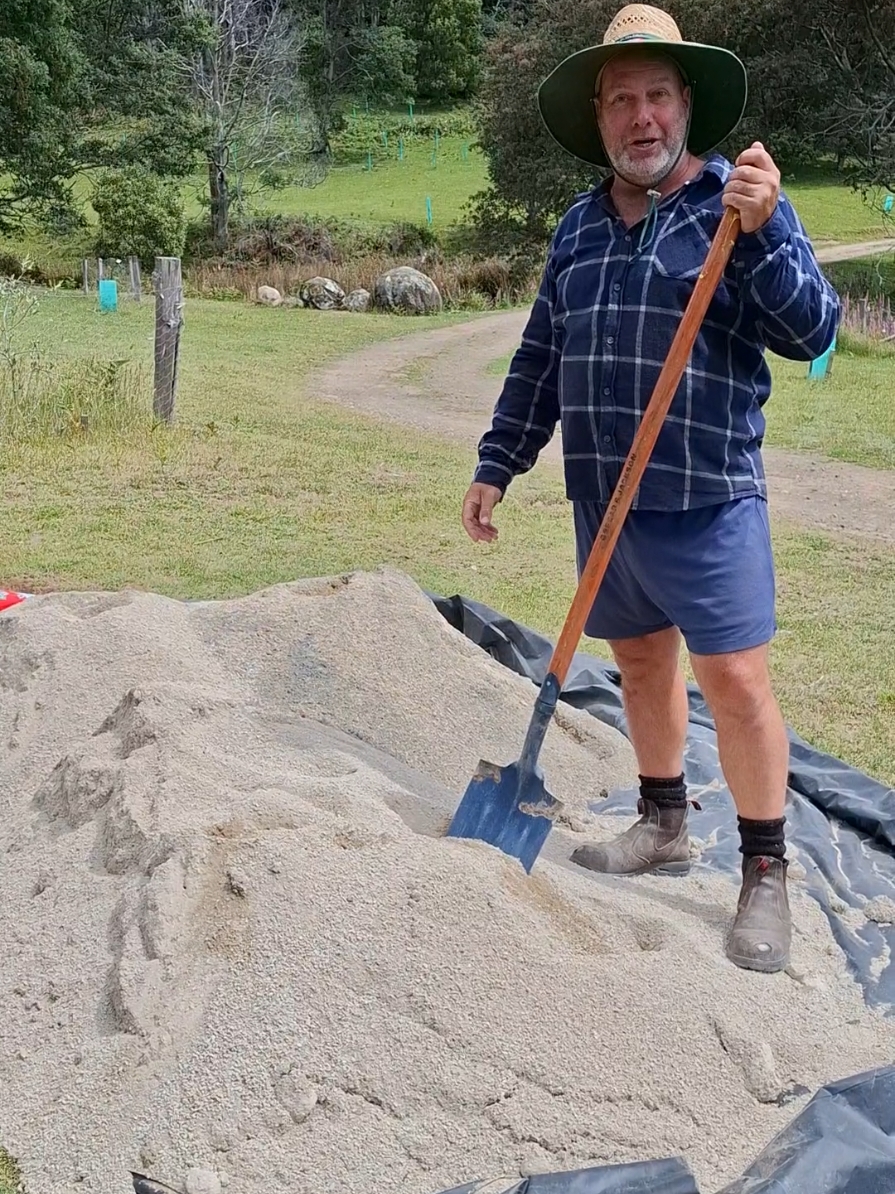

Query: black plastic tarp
[436,1158,699,1194]
[717,1065,895,1193]
[429,1066,895,1194]
[429,593,895,1012]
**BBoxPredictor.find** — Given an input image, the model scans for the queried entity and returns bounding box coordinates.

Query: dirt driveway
[312,309,895,546]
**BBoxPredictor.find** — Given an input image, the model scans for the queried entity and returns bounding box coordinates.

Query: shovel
[445,207,742,873]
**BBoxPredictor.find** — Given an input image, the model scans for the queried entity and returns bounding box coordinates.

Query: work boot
[570,797,691,876]
[726,856,791,974]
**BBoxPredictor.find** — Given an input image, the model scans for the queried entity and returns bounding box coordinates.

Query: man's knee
[611,627,683,691]
[691,644,776,722]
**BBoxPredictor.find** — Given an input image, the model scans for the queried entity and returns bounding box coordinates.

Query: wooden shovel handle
[547,206,742,687]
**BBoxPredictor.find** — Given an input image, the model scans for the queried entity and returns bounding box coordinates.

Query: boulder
[299,276,345,311]
[256,285,282,307]
[343,288,372,313]
[373,266,442,315]
[282,295,305,309]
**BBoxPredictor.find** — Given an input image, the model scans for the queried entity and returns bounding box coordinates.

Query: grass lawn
[0,1150,20,1194]
[188,138,485,234]
[165,151,895,244]
[2,292,894,788]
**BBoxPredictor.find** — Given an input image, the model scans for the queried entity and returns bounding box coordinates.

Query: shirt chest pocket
[650,221,714,281]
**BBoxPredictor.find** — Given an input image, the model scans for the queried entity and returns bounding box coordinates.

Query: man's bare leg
[689,643,788,820]
[609,626,689,778]
[571,636,792,973]
[689,642,791,973]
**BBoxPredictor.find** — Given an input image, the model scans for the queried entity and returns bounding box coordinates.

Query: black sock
[738,816,786,861]
[639,773,687,809]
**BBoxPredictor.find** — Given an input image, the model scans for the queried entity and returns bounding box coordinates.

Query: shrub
[182,210,440,268]
[92,167,187,269]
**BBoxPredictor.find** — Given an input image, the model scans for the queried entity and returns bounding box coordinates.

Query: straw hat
[537,3,748,169]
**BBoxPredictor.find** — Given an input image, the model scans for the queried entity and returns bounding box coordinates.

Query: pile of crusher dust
[0,567,892,1194]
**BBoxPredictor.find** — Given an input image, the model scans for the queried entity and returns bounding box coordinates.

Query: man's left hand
[722,142,781,235]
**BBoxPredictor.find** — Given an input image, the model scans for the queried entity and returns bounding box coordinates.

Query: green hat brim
[537,41,747,169]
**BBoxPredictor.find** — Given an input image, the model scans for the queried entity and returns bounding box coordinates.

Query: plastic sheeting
[0,589,28,613]
[718,1065,895,1193]
[436,1159,699,1194]
[428,1066,895,1194]
[430,592,895,1012]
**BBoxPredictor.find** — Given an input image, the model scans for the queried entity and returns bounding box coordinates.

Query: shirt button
[606,336,615,345]
[603,436,612,445]
[603,387,611,396]
[613,283,621,292]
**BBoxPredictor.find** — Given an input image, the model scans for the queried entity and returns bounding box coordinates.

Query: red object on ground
[0,589,28,612]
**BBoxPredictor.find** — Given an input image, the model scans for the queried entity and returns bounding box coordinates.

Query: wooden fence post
[153,257,183,425]
[128,256,142,302]
[97,258,105,282]
[82,259,90,296]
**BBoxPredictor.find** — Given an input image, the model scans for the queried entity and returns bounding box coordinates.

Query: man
[461,3,840,974]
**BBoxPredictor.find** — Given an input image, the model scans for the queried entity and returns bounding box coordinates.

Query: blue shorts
[573,496,777,656]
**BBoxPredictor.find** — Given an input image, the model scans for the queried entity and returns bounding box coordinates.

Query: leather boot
[570,798,691,876]
[726,856,792,973]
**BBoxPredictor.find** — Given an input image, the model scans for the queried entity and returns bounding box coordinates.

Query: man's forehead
[598,53,683,91]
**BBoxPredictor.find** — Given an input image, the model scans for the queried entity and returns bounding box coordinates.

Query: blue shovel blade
[444,759,560,873]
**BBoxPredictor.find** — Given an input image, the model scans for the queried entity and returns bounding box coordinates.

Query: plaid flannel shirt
[474,154,841,510]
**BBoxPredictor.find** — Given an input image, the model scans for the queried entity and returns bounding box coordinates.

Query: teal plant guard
[98,279,118,312]
[808,332,837,379]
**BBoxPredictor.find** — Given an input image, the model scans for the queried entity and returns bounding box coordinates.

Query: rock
[282,296,305,309]
[372,266,443,315]
[275,1071,319,1123]
[185,1168,221,1194]
[299,276,345,311]
[208,1125,238,1153]
[226,868,248,898]
[256,285,282,307]
[343,288,372,313]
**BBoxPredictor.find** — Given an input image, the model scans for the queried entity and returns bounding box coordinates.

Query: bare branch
[859,0,895,83]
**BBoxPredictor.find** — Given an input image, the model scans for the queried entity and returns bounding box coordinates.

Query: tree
[72,0,206,183]
[671,0,895,228]
[394,0,483,102]
[0,0,87,231]
[471,0,895,249]
[470,0,617,247]
[92,167,187,267]
[183,0,307,250]
[292,0,416,154]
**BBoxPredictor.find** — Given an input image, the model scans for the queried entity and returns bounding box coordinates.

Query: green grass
[0,1148,21,1194]
[200,138,485,232]
[765,344,895,468]
[2,293,894,786]
[782,172,891,244]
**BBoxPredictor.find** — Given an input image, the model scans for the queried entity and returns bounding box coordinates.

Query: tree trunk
[208,153,230,252]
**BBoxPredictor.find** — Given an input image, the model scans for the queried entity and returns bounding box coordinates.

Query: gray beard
[604,128,687,190]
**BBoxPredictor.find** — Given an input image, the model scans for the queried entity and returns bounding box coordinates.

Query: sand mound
[1,567,893,1194]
